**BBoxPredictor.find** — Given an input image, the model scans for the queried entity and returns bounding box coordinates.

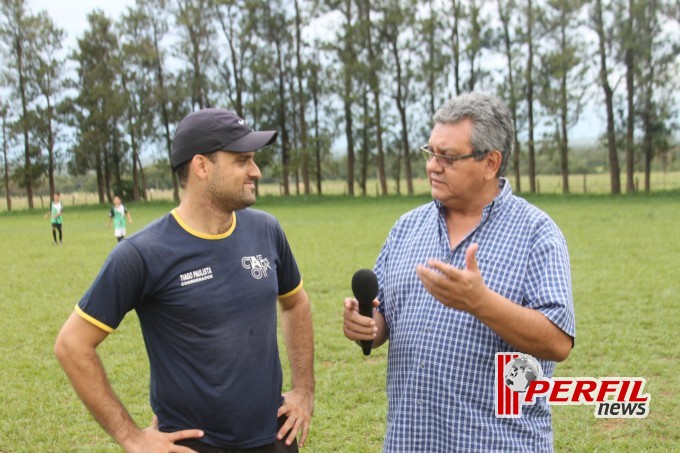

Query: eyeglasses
[420,145,478,168]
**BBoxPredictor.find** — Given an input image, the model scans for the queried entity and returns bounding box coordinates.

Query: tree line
[1,0,678,210]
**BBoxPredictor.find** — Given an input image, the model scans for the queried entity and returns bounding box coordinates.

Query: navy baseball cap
[171,108,278,170]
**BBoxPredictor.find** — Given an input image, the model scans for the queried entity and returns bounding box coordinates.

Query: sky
[30,0,135,49]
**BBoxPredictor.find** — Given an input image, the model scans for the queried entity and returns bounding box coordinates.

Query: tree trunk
[133,151,139,201]
[122,73,139,202]
[344,89,355,197]
[112,130,122,196]
[275,41,290,196]
[96,150,105,204]
[104,142,112,203]
[451,0,461,96]
[342,0,355,197]
[288,61,300,196]
[390,39,413,196]
[136,152,147,200]
[466,0,481,92]
[152,20,180,202]
[426,0,436,115]
[624,0,636,193]
[311,63,322,195]
[559,11,569,194]
[642,111,652,193]
[560,113,569,194]
[363,0,387,195]
[498,0,521,191]
[360,85,369,196]
[594,0,621,194]
[641,0,657,193]
[526,0,537,193]
[2,111,11,211]
[47,101,55,199]
[395,150,402,195]
[294,0,310,195]
[215,4,244,116]
[16,34,34,208]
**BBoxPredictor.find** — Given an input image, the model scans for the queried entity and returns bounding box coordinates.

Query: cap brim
[225,130,278,152]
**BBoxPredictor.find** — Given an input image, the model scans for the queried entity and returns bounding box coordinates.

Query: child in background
[44,192,63,245]
[108,196,132,243]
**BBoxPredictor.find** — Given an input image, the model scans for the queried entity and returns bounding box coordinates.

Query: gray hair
[432,92,514,177]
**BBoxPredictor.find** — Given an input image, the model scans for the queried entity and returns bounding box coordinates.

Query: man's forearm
[280,295,314,392]
[54,315,141,447]
[474,289,572,361]
[57,345,140,446]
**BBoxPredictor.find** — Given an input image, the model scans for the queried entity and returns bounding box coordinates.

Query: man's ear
[189,154,211,182]
[484,150,502,180]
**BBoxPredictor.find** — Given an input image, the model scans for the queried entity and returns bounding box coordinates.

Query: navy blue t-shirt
[76,208,303,448]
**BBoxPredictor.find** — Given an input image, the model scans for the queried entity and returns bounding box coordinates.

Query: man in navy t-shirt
[55,109,315,452]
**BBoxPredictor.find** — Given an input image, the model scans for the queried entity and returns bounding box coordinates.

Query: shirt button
[420,362,425,368]
[425,327,433,333]
[417,400,423,406]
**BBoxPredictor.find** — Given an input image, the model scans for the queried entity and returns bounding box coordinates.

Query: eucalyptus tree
[174,0,216,110]
[293,0,312,194]
[307,41,329,195]
[0,0,38,207]
[462,0,493,92]
[213,0,253,118]
[322,0,360,196]
[119,4,159,201]
[357,0,388,195]
[449,0,464,96]
[622,0,636,192]
[139,0,182,202]
[592,0,621,194]
[261,0,294,196]
[497,0,523,191]
[538,0,587,193]
[30,11,66,200]
[524,0,538,193]
[416,0,448,118]
[637,0,678,192]
[70,11,124,203]
[380,0,417,195]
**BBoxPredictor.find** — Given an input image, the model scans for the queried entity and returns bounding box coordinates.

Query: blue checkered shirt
[375,179,575,452]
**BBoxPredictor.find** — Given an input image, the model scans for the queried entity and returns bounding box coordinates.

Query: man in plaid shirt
[343,93,575,452]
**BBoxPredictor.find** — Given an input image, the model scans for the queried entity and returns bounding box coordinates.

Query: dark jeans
[174,416,298,453]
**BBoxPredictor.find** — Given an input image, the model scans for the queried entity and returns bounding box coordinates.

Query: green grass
[1,193,678,452]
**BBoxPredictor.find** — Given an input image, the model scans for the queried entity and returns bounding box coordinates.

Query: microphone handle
[358,299,374,356]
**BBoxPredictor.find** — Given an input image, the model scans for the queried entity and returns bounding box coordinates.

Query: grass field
[1,193,679,452]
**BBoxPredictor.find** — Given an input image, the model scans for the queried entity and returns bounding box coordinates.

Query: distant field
[0,194,678,451]
[2,171,680,211]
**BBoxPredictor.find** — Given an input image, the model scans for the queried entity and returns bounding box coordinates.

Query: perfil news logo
[495,353,651,419]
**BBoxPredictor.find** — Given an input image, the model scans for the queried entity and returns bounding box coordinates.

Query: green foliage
[0,195,679,451]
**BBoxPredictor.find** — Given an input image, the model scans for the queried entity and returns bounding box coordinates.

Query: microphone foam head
[351,269,379,302]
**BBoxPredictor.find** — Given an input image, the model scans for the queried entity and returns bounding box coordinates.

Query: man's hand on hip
[277,388,314,448]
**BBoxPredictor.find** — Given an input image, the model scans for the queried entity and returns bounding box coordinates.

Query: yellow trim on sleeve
[279,280,303,300]
[75,305,115,333]
[170,209,236,240]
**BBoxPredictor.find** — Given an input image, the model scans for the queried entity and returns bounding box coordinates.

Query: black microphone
[351,269,379,356]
